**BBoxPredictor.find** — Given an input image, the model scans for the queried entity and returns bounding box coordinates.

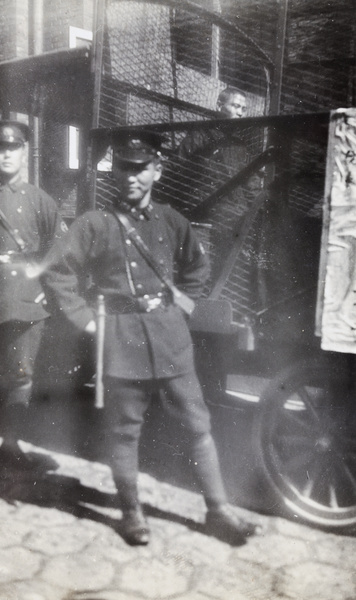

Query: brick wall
[43,0,93,51]
[15,0,29,57]
[0,0,28,60]
[0,0,94,58]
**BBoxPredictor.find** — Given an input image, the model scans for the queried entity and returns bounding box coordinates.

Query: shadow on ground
[0,450,248,547]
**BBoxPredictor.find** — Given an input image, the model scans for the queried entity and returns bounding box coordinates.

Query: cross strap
[0,207,27,251]
[111,210,195,315]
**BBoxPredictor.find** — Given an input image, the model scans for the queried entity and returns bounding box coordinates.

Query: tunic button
[155,214,159,219]
[21,190,25,195]
[158,237,163,242]
[130,261,137,268]
[159,259,164,265]
[136,283,143,290]
[11,270,17,276]
[17,207,22,213]
[126,239,131,246]
[143,294,149,299]
[139,214,144,220]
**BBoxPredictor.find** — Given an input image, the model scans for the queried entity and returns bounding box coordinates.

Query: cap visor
[114,157,153,167]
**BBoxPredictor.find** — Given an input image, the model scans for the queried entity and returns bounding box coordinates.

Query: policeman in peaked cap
[93,127,163,173]
[107,128,163,163]
[42,127,259,546]
[0,120,29,145]
[0,119,67,470]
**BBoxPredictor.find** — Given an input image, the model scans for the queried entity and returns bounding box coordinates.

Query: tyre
[254,358,356,530]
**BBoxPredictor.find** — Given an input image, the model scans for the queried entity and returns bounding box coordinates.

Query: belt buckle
[140,295,162,312]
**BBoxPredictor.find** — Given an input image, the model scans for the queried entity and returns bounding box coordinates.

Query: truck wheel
[254,358,356,530]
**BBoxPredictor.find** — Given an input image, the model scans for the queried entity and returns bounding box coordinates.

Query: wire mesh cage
[92,0,356,346]
[97,0,270,128]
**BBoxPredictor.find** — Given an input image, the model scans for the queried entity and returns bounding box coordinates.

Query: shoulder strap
[0,207,27,251]
[113,211,172,289]
[111,210,195,315]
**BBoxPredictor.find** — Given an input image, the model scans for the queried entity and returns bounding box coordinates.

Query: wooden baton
[95,294,106,409]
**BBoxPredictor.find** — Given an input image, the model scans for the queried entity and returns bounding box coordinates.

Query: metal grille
[283,0,356,113]
[97,0,269,129]
[95,0,271,323]
[93,0,355,339]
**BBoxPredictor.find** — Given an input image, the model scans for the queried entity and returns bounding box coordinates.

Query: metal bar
[209,190,269,300]
[188,146,277,220]
[102,77,219,120]
[269,0,288,115]
[168,7,178,149]
[28,0,43,188]
[90,0,106,211]
[0,46,90,71]
[93,111,331,138]
[211,0,221,79]
[134,0,274,66]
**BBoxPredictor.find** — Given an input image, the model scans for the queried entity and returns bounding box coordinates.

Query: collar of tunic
[0,175,23,193]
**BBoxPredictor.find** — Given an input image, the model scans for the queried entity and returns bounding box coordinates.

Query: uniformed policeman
[42,129,258,546]
[0,120,67,469]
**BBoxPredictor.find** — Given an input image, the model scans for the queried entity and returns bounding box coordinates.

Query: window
[67,27,93,170]
[170,1,219,77]
[69,26,93,49]
[68,126,79,170]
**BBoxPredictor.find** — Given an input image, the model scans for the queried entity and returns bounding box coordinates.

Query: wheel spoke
[272,446,312,473]
[257,360,356,527]
[302,473,317,499]
[298,386,323,422]
[340,462,356,494]
[301,458,326,498]
[329,482,339,509]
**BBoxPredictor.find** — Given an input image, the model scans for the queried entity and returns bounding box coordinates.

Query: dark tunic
[0,177,66,324]
[0,176,66,391]
[43,201,209,380]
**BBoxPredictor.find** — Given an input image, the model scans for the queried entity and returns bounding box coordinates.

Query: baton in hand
[95,294,106,409]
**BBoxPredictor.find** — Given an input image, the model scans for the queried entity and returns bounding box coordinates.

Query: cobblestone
[0,442,354,600]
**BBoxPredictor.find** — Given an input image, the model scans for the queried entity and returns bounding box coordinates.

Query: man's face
[0,142,24,180]
[112,157,162,207]
[219,93,247,119]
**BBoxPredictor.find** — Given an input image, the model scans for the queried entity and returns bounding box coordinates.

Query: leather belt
[105,293,171,314]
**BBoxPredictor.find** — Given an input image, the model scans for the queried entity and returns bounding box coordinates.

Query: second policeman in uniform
[0,120,66,467]
[42,129,257,545]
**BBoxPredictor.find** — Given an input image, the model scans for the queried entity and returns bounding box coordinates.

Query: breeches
[104,373,227,508]
[104,371,211,440]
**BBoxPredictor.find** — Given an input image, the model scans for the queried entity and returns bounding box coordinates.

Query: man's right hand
[85,320,97,334]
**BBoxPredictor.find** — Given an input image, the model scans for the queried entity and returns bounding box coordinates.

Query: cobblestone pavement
[0,442,355,600]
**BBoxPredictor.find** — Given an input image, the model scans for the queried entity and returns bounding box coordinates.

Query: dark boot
[121,506,150,546]
[190,433,258,544]
[190,433,227,505]
[205,504,258,544]
[0,387,58,473]
[0,392,31,470]
[113,480,150,545]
